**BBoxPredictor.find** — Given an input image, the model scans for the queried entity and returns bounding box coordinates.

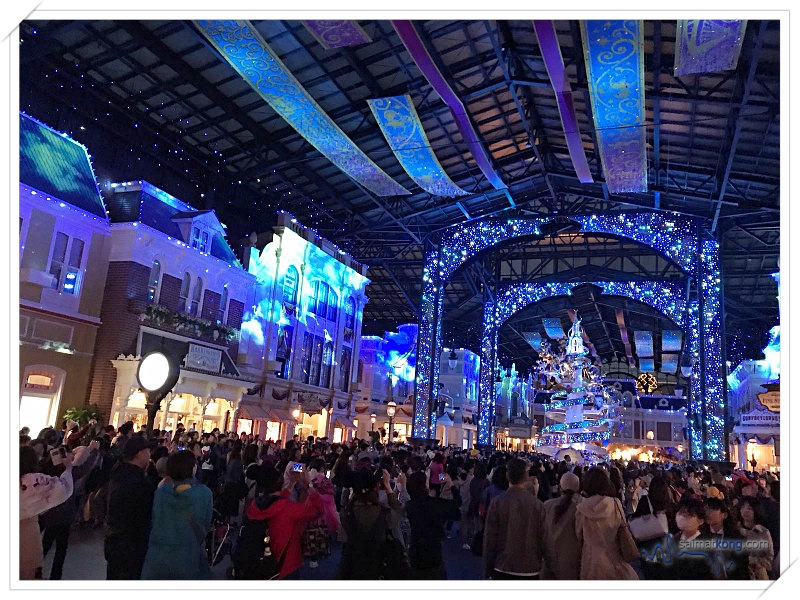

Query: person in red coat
[245,464,323,579]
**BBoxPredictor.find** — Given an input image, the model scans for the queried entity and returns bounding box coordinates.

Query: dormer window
[190,225,211,253]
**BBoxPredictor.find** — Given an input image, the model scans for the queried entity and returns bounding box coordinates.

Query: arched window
[321,342,334,388]
[327,290,338,322]
[190,277,203,316]
[310,336,324,387]
[316,282,328,318]
[147,260,161,303]
[283,266,298,305]
[217,284,229,324]
[345,297,355,330]
[339,347,352,393]
[180,273,192,313]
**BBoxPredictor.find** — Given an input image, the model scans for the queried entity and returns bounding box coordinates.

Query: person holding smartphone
[428,453,446,496]
[20,445,73,579]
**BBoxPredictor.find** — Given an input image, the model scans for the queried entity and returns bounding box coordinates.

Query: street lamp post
[370,413,376,432]
[387,401,397,444]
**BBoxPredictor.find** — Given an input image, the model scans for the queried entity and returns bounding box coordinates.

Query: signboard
[740,410,780,426]
[757,391,780,413]
[185,344,222,374]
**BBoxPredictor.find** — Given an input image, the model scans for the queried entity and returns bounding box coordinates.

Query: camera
[50,447,67,466]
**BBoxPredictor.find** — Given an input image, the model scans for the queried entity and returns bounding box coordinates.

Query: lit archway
[413,212,724,460]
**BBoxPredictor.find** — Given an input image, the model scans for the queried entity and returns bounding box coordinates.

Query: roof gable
[19,112,108,219]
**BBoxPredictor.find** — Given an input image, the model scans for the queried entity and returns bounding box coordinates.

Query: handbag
[628,495,669,542]
[615,500,641,562]
[302,516,331,560]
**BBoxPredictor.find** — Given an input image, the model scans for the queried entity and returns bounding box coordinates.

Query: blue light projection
[242,212,370,381]
[634,331,654,357]
[477,280,686,445]
[662,330,684,352]
[543,318,566,339]
[368,95,468,197]
[413,211,723,458]
[378,323,418,386]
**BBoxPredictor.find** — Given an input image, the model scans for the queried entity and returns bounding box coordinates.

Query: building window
[217,284,229,324]
[357,359,364,383]
[310,336,324,387]
[147,260,161,303]
[327,291,338,322]
[317,283,328,318]
[340,347,352,393]
[190,226,211,253]
[180,273,192,313]
[283,266,298,305]
[321,342,334,388]
[47,232,84,294]
[190,277,203,316]
[345,297,355,330]
[301,333,313,384]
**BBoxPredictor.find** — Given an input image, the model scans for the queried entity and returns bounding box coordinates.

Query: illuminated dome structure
[534,316,625,461]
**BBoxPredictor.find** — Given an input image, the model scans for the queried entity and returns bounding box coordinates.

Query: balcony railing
[137,302,240,345]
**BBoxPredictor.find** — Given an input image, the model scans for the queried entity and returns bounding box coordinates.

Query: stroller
[206,508,233,568]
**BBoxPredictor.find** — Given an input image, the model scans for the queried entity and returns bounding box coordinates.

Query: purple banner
[675,20,747,76]
[303,20,372,50]
[391,20,506,190]
[533,21,593,184]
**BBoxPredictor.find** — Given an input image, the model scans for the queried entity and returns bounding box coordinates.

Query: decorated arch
[413,212,725,460]
[478,281,689,446]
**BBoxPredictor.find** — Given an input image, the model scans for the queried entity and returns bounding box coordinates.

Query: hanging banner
[543,318,566,339]
[523,331,543,349]
[660,353,679,374]
[634,331,654,357]
[532,20,593,183]
[195,20,409,197]
[581,20,647,193]
[661,330,683,352]
[368,95,468,197]
[391,20,506,190]
[674,20,747,76]
[303,20,372,50]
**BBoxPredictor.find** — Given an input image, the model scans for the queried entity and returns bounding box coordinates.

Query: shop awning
[334,417,357,429]
[436,413,454,427]
[269,409,297,423]
[238,403,270,420]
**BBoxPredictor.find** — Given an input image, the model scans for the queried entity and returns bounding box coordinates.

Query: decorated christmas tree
[534,315,624,461]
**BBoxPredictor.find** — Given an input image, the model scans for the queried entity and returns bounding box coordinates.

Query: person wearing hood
[541,472,584,580]
[575,467,639,580]
[141,450,213,579]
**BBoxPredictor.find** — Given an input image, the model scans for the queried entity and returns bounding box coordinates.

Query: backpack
[232,496,282,580]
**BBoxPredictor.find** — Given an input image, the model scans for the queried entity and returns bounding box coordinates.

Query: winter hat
[560,472,581,493]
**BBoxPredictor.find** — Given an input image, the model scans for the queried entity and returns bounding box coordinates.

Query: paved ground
[42,522,484,580]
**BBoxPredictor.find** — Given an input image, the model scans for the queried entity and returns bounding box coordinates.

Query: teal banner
[195,20,409,197]
[368,95,468,198]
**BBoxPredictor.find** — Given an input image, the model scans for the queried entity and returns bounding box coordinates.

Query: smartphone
[50,447,67,466]
[292,462,304,473]
[725,476,733,481]
[177,445,185,451]
[438,473,445,483]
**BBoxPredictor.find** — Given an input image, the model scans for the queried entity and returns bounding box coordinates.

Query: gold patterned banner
[195,20,409,197]
[581,20,647,194]
[368,95,468,197]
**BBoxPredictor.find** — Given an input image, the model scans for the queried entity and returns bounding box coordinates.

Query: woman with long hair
[738,497,774,579]
[541,472,583,579]
[575,467,638,580]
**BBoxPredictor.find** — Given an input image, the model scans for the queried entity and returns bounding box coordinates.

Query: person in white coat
[19,445,73,579]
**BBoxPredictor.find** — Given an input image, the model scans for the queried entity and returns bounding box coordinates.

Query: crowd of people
[19,419,781,581]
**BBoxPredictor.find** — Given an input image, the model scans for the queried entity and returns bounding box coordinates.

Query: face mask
[675,514,699,531]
